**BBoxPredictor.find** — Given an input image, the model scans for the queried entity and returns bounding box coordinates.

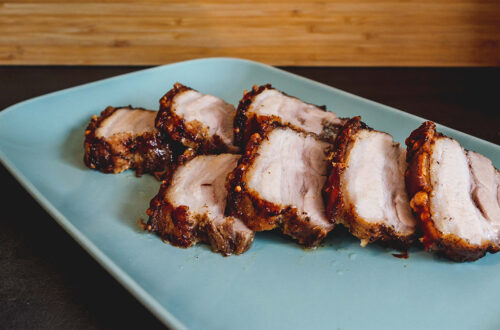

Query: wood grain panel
[1,0,499,66]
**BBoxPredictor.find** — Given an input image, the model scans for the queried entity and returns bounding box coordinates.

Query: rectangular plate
[1,58,499,330]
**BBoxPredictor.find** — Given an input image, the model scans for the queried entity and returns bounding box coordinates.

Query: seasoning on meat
[234,84,346,147]
[147,154,254,256]
[227,126,333,247]
[156,83,238,153]
[323,117,417,250]
[84,106,181,179]
[405,121,500,261]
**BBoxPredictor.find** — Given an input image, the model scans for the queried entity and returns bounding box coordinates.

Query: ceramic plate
[1,58,499,330]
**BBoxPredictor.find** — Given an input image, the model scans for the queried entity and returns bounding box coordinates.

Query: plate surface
[1,58,499,330]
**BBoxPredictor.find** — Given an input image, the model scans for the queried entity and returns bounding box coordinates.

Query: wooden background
[1,0,499,66]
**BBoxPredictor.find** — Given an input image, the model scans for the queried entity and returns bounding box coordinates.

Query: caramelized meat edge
[156,82,236,154]
[146,155,254,256]
[323,117,415,250]
[84,106,179,180]
[226,129,332,247]
[405,121,500,261]
[234,84,344,148]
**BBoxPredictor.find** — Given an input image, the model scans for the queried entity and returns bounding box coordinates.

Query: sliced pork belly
[406,121,500,261]
[84,106,180,179]
[226,127,333,247]
[323,117,417,249]
[147,154,254,256]
[234,84,346,147]
[156,83,238,153]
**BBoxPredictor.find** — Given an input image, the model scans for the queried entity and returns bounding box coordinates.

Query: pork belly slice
[156,83,238,153]
[234,84,346,147]
[406,121,500,261]
[84,106,180,179]
[227,127,333,247]
[323,117,417,249]
[147,154,254,256]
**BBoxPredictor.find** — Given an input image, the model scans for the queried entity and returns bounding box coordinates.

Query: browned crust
[146,179,254,256]
[234,84,278,148]
[156,82,236,154]
[405,121,499,261]
[226,128,332,247]
[84,106,180,180]
[233,84,340,148]
[323,116,414,250]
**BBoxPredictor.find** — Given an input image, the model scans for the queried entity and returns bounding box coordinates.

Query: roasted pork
[323,117,417,249]
[406,121,500,261]
[226,127,333,247]
[156,83,238,153]
[147,154,254,256]
[84,106,180,179]
[234,84,346,147]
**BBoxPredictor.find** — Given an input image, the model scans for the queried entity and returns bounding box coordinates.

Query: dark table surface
[1,66,499,329]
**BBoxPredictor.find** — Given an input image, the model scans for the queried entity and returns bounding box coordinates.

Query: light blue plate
[1,58,499,330]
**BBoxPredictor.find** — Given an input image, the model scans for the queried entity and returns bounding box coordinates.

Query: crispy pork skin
[147,154,254,256]
[234,84,346,147]
[323,117,417,249]
[156,83,238,153]
[84,106,179,179]
[227,127,333,247]
[406,121,500,261]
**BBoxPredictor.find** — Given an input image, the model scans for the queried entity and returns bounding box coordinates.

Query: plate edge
[1,57,497,150]
[0,150,188,330]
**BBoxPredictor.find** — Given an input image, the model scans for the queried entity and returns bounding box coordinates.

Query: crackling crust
[146,177,254,256]
[84,106,178,180]
[157,83,236,154]
[233,84,339,148]
[226,129,332,247]
[405,121,500,261]
[323,116,414,250]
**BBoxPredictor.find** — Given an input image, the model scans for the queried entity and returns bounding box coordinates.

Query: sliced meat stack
[227,126,333,247]
[84,106,180,179]
[156,83,238,153]
[147,154,254,256]
[323,117,417,249]
[234,84,346,147]
[406,121,500,261]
